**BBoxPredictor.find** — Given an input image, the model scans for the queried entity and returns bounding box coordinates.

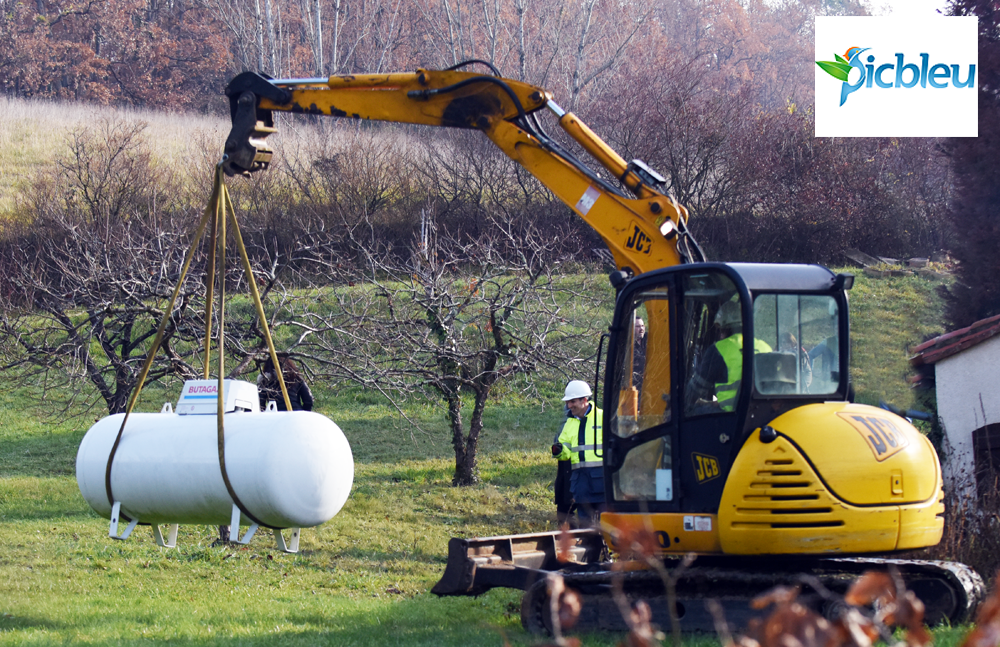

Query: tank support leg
[274,528,301,554]
[152,524,178,548]
[230,504,259,544]
[108,502,138,541]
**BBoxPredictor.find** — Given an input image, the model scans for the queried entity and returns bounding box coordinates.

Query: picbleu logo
[814,17,977,137]
[817,46,976,107]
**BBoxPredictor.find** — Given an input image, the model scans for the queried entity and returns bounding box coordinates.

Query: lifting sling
[102,160,293,529]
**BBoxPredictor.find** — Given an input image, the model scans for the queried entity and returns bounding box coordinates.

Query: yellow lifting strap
[103,162,293,520]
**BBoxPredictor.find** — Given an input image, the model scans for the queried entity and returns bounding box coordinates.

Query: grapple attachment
[222,72,292,177]
[223,92,277,176]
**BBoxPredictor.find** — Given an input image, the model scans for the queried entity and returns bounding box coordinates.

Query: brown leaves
[556,523,576,564]
[611,526,661,564]
[844,571,897,607]
[958,571,1000,647]
[545,573,584,636]
[740,585,842,647]
[732,570,1000,647]
[845,571,930,647]
[618,601,661,647]
[737,570,940,647]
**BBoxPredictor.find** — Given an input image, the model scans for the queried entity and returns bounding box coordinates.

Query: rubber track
[520,556,985,635]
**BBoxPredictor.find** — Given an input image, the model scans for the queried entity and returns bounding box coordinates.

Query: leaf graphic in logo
[816,59,853,82]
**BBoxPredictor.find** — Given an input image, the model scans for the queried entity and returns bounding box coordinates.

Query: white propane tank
[76,380,354,534]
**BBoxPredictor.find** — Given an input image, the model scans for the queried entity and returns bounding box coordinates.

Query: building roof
[910,313,1000,367]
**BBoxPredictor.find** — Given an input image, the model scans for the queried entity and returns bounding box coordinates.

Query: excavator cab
[605,262,850,509]
[601,262,948,557]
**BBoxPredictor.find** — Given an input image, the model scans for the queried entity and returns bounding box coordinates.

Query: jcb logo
[625,224,652,255]
[838,413,910,461]
[692,453,720,483]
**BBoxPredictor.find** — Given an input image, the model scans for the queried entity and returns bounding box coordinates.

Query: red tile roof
[910,313,1000,366]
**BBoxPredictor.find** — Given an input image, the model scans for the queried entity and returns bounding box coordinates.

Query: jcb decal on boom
[692,453,720,483]
[625,223,652,255]
[838,412,910,461]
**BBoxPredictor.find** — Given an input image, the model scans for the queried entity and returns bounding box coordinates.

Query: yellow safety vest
[555,404,604,469]
[715,334,772,411]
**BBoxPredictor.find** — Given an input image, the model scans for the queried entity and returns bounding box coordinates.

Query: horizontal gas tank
[76,405,354,529]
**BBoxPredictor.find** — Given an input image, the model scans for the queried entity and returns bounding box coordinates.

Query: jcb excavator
[221,62,983,634]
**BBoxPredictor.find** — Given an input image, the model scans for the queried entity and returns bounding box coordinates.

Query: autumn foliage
[0,0,958,264]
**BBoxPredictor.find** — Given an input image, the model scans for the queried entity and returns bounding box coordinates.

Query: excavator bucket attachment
[431,528,606,596]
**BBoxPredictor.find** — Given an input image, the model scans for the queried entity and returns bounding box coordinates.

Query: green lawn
[0,270,976,646]
[0,380,635,647]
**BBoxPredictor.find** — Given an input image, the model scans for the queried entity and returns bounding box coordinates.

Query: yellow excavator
[221,62,982,633]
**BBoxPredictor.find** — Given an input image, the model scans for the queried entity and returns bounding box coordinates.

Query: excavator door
[601,263,851,554]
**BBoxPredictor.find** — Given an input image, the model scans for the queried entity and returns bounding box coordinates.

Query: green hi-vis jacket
[555,404,604,469]
[715,333,772,411]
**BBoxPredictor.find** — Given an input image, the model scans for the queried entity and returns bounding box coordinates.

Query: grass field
[0,96,231,217]
[0,268,965,646]
[0,384,582,647]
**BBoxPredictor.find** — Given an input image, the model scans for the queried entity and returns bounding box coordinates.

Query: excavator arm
[222,65,704,275]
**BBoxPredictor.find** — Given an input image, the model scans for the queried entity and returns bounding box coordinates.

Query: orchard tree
[0,120,205,414]
[290,206,608,486]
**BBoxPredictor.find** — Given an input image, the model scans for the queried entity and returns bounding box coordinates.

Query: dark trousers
[555,460,578,528]
[569,466,605,527]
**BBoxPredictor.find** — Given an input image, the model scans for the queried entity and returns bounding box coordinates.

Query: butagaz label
[815,16,977,137]
[186,385,218,394]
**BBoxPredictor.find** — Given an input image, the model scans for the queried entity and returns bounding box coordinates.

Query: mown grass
[847,268,950,410]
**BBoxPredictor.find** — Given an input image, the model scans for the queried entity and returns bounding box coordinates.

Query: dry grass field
[0,97,229,215]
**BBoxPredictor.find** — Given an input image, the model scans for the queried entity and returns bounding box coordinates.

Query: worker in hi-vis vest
[686,299,771,413]
[552,380,605,525]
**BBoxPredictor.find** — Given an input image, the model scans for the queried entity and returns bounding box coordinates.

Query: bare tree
[294,208,607,486]
[0,215,208,415]
[562,0,652,110]
[201,0,291,76]
[0,119,333,415]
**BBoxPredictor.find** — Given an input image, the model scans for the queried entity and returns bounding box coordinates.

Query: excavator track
[520,556,984,635]
[432,530,985,636]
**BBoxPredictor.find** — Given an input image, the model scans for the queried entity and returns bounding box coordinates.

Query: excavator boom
[222,67,701,275]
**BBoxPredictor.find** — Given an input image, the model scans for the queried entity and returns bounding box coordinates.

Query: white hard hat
[563,380,592,401]
[714,299,742,329]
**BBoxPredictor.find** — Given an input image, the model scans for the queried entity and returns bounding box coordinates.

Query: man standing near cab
[552,380,605,525]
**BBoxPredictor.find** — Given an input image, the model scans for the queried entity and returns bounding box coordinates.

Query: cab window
[681,273,747,417]
[751,294,840,396]
[610,286,671,438]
